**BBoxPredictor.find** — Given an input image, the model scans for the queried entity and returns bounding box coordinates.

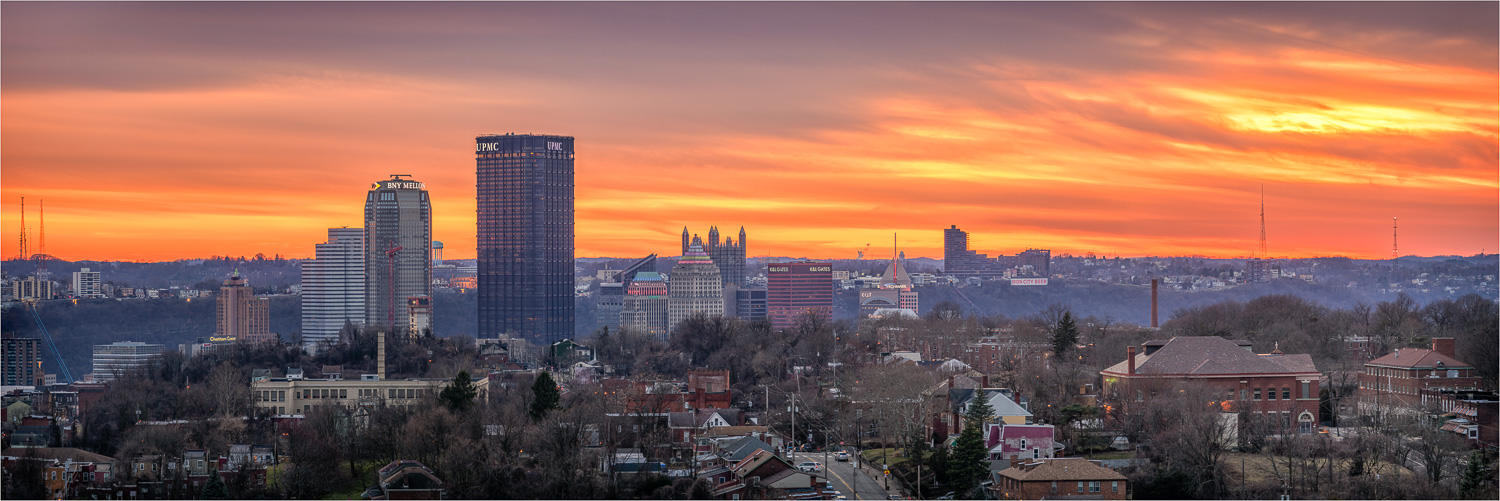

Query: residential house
[1100,336,1321,433]
[373,460,445,500]
[986,424,1055,464]
[708,449,833,500]
[946,387,1032,439]
[990,457,1129,500]
[1359,338,1489,416]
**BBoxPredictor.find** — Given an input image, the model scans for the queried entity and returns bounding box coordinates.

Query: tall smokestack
[1127,346,1136,376]
[1150,279,1159,328]
[378,330,386,381]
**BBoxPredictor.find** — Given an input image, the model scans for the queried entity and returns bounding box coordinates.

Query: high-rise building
[301,227,366,350]
[621,272,670,339]
[365,175,433,332]
[12,276,52,301]
[217,272,271,342]
[767,262,833,330]
[668,239,724,333]
[71,268,102,298]
[722,284,768,322]
[2,333,42,386]
[597,282,625,333]
[943,225,1049,279]
[91,342,164,382]
[476,134,575,345]
[683,226,747,287]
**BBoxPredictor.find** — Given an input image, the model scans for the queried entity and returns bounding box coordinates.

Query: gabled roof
[996,457,1127,482]
[721,436,776,462]
[1102,336,1320,377]
[1367,348,1473,370]
[951,388,1032,418]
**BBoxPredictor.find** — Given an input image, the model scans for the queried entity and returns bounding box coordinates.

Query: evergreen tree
[530,371,560,420]
[929,446,952,485]
[1052,310,1079,356]
[200,470,229,500]
[439,370,478,412]
[1459,450,1493,499]
[949,388,995,498]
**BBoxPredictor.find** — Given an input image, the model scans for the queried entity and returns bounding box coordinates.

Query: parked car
[836,452,850,462]
[936,492,956,500]
[795,461,823,472]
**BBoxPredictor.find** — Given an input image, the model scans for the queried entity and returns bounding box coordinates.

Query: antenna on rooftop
[1392,217,1398,259]
[1259,185,1267,258]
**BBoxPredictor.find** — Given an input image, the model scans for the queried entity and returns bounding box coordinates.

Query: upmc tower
[476,134,575,344]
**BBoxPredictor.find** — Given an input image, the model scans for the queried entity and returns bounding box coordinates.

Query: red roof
[1367,348,1472,369]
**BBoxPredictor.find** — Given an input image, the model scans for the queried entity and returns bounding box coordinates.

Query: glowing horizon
[3,3,1495,263]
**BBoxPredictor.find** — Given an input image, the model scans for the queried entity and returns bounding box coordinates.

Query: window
[1227,390,1235,401]
[1113,481,1119,493]
[1033,448,1039,459]
[1241,389,1247,400]
[1090,481,1100,493]
[340,389,347,399]
[389,389,397,398]
[1301,381,1310,399]
[1254,388,1261,400]
[1078,481,1085,492]
[1283,387,1291,400]
[1051,481,1057,493]
[1020,438,1027,449]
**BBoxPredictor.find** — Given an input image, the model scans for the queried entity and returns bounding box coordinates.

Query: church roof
[881,259,913,286]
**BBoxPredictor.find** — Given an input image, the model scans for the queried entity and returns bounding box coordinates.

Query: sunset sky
[3,2,1496,262]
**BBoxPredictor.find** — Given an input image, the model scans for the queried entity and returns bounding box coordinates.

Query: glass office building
[476,134,575,344]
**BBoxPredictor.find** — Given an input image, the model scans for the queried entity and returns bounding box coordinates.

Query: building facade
[476,134,574,345]
[722,285,767,322]
[251,377,445,415]
[91,342,165,382]
[766,262,833,330]
[365,175,433,332]
[622,272,669,338]
[13,276,53,301]
[943,225,1050,279]
[597,282,625,332]
[71,268,102,298]
[668,240,723,334]
[300,227,366,350]
[216,272,271,342]
[2,334,43,386]
[683,226,746,287]
[1358,338,1488,413]
[991,458,1129,500]
[1100,336,1322,433]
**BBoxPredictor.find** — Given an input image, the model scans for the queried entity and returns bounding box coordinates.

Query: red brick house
[1358,338,1488,414]
[991,457,1128,500]
[1101,336,1321,433]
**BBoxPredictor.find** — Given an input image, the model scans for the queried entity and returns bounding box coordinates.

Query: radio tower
[17,197,27,261]
[1392,217,1398,259]
[36,199,48,281]
[1259,185,1268,258]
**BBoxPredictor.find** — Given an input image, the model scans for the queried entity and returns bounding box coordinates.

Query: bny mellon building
[364,176,432,332]
[476,134,575,345]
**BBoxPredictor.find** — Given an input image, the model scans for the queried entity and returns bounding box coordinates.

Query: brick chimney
[1150,279,1159,328]
[948,375,954,388]
[695,387,706,410]
[1432,338,1456,359]
[1127,346,1136,376]
[982,374,989,388]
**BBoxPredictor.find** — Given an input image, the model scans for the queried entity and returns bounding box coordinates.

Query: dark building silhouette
[943,225,1050,278]
[682,226,746,287]
[477,134,574,344]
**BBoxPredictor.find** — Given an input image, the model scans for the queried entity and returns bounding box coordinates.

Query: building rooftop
[996,457,1127,482]
[1102,336,1319,377]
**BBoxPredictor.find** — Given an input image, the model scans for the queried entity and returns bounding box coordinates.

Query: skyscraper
[621,272,670,339]
[1,333,42,386]
[365,175,433,331]
[217,272,271,342]
[668,239,724,333]
[476,134,575,345]
[683,226,747,287]
[301,227,366,350]
[767,262,833,330]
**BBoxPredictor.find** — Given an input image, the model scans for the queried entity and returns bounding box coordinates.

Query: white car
[836,451,850,462]
[795,461,823,472]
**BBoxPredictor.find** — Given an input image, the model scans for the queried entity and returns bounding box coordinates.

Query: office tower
[682,226,747,287]
[2,333,42,386]
[91,342,164,382]
[365,175,433,332]
[216,272,271,342]
[71,268,102,298]
[767,262,833,330]
[668,239,724,333]
[722,284,768,322]
[476,134,575,345]
[621,272,669,339]
[597,282,625,333]
[301,227,366,350]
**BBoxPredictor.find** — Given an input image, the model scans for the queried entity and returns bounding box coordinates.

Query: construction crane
[27,301,74,383]
[386,244,403,329]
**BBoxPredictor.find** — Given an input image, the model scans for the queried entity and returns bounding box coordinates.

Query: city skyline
[3,3,1496,262]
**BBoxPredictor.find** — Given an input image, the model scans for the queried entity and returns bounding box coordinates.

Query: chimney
[1432,338,1456,359]
[1150,279,1159,328]
[982,374,989,388]
[378,330,386,381]
[948,375,955,389]
[696,387,706,410]
[1127,346,1136,376]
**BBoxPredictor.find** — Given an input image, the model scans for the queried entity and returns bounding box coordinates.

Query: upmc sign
[1010,278,1048,286]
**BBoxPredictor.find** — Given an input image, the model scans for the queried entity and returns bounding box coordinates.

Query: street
[790,450,900,500]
